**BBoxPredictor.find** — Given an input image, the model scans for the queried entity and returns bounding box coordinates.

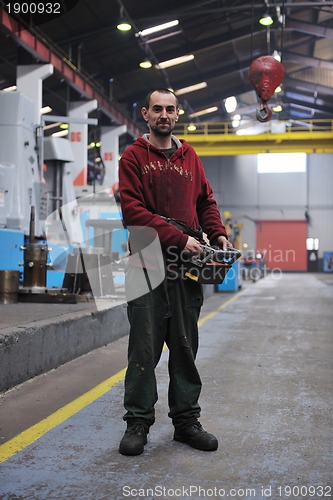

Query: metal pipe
[29,206,35,244]
[267,2,333,6]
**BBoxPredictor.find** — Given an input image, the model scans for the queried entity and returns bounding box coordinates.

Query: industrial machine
[0,91,47,237]
[0,89,127,304]
[215,211,243,292]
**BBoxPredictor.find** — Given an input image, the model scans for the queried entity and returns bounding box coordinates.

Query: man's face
[141,91,179,137]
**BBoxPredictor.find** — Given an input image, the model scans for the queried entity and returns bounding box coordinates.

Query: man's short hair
[144,88,179,110]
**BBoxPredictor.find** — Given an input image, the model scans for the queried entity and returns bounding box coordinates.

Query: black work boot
[119,422,149,456]
[174,422,218,451]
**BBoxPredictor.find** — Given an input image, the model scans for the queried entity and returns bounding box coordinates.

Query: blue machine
[0,228,24,272]
[215,260,242,292]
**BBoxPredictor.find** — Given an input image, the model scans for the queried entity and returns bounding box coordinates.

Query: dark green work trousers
[123,265,204,430]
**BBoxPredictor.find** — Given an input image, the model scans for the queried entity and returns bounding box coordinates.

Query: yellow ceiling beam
[185,133,333,155]
[175,120,333,155]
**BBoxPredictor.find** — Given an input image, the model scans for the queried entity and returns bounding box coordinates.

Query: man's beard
[150,121,174,136]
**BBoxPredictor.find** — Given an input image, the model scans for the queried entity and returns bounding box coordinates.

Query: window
[257,153,307,173]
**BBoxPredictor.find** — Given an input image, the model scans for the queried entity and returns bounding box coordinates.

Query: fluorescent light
[137,20,179,37]
[189,106,218,118]
[2,85,17,92]
[52,130,68,137]
[155,54,194,70]
[175,82,207,96]
[225,96,237,113]
[41,106,52,114]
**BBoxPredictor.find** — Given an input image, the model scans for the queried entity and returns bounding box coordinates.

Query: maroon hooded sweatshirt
[119,134,227,253]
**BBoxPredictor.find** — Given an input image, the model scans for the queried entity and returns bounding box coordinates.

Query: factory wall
[203,153,333,260]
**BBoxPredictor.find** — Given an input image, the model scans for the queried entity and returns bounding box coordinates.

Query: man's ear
[141,107,148,122]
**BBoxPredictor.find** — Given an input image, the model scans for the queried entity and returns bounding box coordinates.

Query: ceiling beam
[284,51,333,71]
[0,5,144,138]
[284,76,333,95]
[287,18,333,39]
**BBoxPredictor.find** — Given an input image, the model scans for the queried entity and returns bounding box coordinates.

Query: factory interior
[0,1,332,498]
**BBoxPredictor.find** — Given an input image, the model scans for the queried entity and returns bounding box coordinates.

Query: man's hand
[183,236,203,254]
[216,235,232,251]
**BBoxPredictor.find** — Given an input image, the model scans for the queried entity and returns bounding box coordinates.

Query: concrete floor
[0,273,332,499]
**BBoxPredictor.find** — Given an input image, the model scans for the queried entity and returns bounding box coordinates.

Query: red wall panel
[256,220,307,271]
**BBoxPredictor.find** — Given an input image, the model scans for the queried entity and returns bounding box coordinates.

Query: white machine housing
[0,91,47,236]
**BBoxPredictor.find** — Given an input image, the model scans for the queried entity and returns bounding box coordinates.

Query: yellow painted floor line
[198,289,245,328]
[0,368,126,464]
[0,290,244,464]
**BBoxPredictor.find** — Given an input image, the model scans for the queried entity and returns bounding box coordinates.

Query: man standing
[118,88,230,455]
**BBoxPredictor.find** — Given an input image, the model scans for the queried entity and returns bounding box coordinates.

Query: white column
[16,64,54,125]
[68,100,98,186]
[101,125,127,189]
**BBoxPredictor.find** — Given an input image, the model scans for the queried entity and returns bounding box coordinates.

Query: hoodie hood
[138,134,188,154]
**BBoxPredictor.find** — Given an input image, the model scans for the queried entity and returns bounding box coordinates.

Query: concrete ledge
[0,301,129,393]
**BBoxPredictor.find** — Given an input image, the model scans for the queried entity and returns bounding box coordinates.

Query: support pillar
[16,64,54,125]
[68,100,98,186]
[101,125,127,189]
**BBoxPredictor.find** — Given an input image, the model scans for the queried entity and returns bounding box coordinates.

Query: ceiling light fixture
[117,20,132,31]
[117,6,132,32]
[189,106,218,118]
[175,82,207,96]
[187,123,197,132]
[259,12,274,26]
[232,116,241,128]
[137,20,179,38]
[155,54,194,70]
[224,96,237,113]
[139,59,152,69]
[275,85,282,93]
[272,50,281,62]
[272,104,283,112]
[178,108,185,115]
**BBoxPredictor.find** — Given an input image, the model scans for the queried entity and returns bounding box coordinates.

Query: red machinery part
[249,55,285,122]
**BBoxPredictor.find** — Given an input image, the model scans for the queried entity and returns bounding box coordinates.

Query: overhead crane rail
[174,120,333,155]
